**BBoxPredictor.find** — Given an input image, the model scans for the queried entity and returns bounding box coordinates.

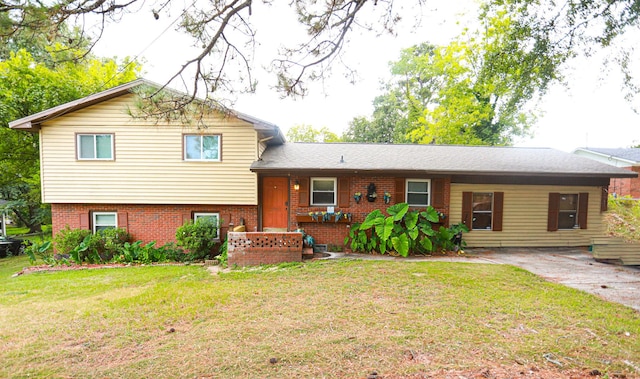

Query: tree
[1,0,638,108]
[342,91,411,144]
[0,48,140,232]
[286,124,341,143]
[347,12,556,146]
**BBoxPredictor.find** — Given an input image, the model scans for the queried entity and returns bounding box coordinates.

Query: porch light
[294,180,300,191]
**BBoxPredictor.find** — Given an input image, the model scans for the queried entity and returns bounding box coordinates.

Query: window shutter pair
[461,192,504,231]
[297,177,350,208]
[547,192,588,231]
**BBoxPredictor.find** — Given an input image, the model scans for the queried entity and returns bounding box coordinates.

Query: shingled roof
[251,143,636,178]
[574,147,640,164]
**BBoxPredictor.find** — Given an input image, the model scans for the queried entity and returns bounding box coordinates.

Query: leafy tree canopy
[1,0,637,107]
[345,11,557,145]
[0,47,140,232]
[286,124,341,143]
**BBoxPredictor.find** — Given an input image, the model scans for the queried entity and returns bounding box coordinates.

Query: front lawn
[1,256,638,378]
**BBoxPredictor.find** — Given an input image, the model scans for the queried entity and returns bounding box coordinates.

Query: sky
[91,1,640,152]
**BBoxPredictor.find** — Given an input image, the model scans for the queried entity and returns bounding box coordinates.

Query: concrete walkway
[322,248,640,312]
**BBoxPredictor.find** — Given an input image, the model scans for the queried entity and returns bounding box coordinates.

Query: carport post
[1,211,6,237]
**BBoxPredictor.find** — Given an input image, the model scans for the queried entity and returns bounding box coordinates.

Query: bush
[175,219,219,261]
[54,226,91,256]
[88,228,131,262]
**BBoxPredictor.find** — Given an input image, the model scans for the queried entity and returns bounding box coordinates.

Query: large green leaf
[391,234,410,257]
[419,237,433,252]
[408,226,419,240]
[375,216,395,241]
[360,209,384,230]
[387,202,409,221]
[405,211,419,229]
[420,207,440,223]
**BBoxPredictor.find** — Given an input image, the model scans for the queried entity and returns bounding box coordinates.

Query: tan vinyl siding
[258,141,267,159]
[450,184,605,247]
[39,94,259,205]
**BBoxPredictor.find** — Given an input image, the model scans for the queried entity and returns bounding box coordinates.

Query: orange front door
[262,177,289,229]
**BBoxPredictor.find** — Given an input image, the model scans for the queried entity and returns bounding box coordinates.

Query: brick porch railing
[227,232,303,267]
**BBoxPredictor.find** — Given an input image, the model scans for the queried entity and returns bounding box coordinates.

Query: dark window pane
[558,212,577,229]
[407,193,428,205]
[313,192,334,205]
[407,181,428,193]
[559,194,578,211]
[473,193,493,211]
[472,213,492,230]
[313,180,335,191]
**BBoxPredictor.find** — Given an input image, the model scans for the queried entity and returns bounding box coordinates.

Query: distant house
[573,148,640,198]
[9,79,637,251]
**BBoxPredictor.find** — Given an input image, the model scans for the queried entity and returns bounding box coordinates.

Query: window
[558,194,579,229]
[406,179,430,206]
[472,193,493,230]
[93,212,117,233]
[194,212,221,239]
[311,178,336,205]
[77,134,113,160]
[184,135,220,161]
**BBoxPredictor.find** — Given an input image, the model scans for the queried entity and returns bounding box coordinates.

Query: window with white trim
[311,178,337,206]
[472,192,493,230]
[78,134,113,160]
[93,212,117,233]
[184,135,220,161]
[194,212,221,239]
[406,179,430,206]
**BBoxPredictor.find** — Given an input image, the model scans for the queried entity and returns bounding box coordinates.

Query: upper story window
[184,135,220,161]
[406,179,430,206]
[78,134,113,160]
[311,178,336,206]
[558,194,579,229]
[93,212,117,233]
[472,192,493,230]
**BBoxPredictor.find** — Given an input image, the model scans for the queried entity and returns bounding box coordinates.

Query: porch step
[591,237,640,266]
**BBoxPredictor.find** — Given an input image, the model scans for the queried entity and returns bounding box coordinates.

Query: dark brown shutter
[462,192,473,230]
[394,178,405,204]
[338,177,350,208]
[298,177,310,207]
[578,192,589,229]
[117,212,128,231]
[431,178,445,208]
[182,213,192,225]
[547,193,560,232]
[79,213,90,230]
[493,192,504,232]
[601,186,608,212]
[220,212,231,227]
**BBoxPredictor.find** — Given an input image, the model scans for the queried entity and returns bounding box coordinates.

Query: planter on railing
[295,212,352,223]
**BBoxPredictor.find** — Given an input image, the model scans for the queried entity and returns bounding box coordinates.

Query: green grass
[0,256,639,378]
[4,225,52,243]
[607,198,640,242]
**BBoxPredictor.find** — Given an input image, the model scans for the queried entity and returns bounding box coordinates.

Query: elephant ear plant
[344,202,468,257]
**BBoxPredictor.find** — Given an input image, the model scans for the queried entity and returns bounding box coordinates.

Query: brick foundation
[51,203,258,245]
[227,232,302,266]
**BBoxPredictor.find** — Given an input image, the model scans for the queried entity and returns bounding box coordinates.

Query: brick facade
[609,166,640,198]
[227,232,302,266]
[286,175,451,247]
[51,203,258,245]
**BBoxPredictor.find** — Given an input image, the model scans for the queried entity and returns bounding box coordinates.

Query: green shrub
[54,227,91,256]
[175,219,219,261]
[25,240,53,265]
[344,203,468,256]
[88,228,131,262]
[215,238,228,267]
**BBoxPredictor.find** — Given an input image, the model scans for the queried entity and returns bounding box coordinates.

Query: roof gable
[8,78,285,145]
[573,147,640,165]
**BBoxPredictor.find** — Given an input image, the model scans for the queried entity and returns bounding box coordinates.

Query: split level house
[9,79,637,251]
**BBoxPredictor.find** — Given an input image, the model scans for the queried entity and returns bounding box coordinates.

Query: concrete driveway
[474,247,640,312]
[328,247,640,312]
